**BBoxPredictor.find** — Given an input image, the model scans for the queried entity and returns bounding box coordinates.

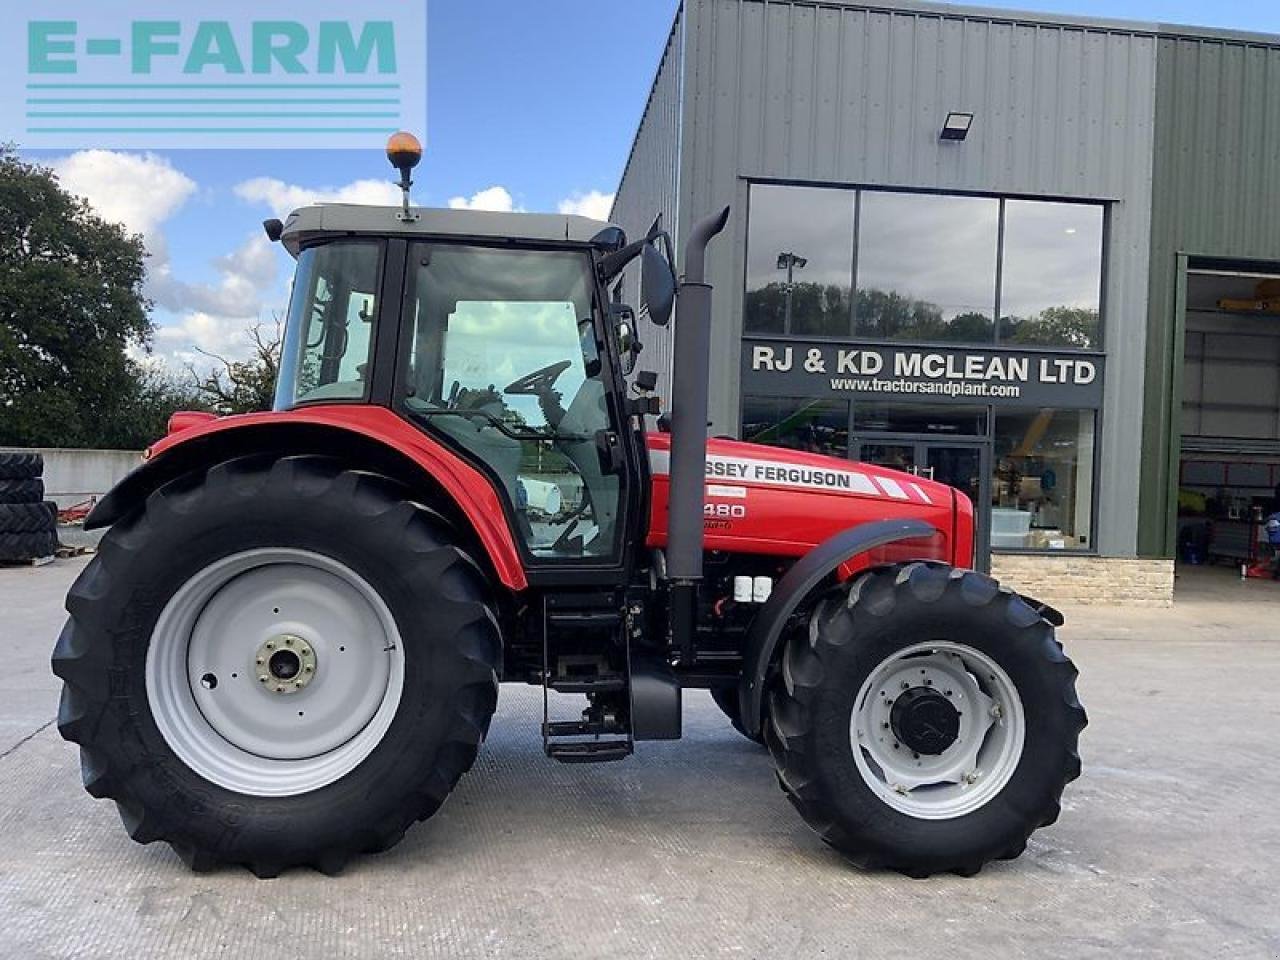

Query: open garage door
[1177,261,1280,580]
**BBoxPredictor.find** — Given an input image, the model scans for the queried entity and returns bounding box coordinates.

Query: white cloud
[150,232,281,319]
[153,311,263,368]
[233,176,402,216]
[48,150,284,372]
[51,150,196,242]
[448,185,517,212]
[558,190,615,222]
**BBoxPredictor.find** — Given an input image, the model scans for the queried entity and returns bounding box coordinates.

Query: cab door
[395,241,632,575]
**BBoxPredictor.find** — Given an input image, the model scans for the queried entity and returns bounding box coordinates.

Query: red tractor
[53,134,1085,878]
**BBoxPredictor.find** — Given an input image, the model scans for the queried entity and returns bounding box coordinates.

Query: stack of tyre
[0,453,58,563]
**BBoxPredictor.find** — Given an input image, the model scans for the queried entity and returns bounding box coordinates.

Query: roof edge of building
[769,0,1280,49]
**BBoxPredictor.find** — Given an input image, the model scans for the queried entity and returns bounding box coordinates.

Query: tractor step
[543,719,627,738]
[546,739,634,763]
[546,674,626,694]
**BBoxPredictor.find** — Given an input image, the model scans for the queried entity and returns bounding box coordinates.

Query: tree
[0,148,154,447]
[1004,306,1100,349]
[189,319,283,415]
[106,363,211,449]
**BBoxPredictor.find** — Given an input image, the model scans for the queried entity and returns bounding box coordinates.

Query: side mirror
[611,304,640,376]
[642,242,676,327]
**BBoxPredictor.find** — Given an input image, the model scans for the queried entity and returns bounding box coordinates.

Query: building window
[854,402,989,436]
[999,200,1104,350]
[992,408,1095,551]
[743,184,1107,350]
[742,395,849,456]
[854,192,999,344]
[744,184,854,337]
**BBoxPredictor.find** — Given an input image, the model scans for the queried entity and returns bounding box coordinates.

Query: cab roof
[279,203,618,256]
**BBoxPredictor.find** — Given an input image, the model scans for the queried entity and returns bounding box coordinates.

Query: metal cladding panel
[1139,36,1280,557]
[611,6,686,402]
[676,0,1157,556]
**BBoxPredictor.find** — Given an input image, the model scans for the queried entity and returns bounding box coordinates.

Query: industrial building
[612,0,1280,602]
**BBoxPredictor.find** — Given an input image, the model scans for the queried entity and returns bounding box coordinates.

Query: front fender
[737,519,937,738]
[86,406,528,591]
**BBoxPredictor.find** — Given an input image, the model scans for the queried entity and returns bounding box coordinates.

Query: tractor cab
[270,202,668,568]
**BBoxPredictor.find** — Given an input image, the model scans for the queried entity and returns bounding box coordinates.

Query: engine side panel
[645,434,966,569]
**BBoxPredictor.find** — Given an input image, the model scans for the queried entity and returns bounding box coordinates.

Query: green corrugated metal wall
[1139,35,1280,557]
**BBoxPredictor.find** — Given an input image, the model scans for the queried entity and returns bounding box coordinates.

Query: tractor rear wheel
[53,455,501,877]
[766,562,1086,877]
[709,687,764,745]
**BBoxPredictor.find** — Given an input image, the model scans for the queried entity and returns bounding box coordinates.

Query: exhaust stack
[666,206,730,659]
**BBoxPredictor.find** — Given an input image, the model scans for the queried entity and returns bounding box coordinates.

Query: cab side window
[403,245,621,560]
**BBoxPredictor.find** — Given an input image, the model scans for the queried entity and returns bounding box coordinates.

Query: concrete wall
[673,0,1159,557]
[1,448,141,508]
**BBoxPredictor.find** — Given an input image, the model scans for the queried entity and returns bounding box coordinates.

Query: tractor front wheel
[766,562,1086,877]
[52,456,501,877]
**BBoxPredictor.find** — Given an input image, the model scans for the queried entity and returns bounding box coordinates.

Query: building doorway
[1175,258,1280,588]
[855,438,991,568]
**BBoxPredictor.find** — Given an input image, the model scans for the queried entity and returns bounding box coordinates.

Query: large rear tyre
[0,477,44,503]
[0,501,57,533]
[52,455,502,877]
[0,452,42,480]
[766,562,1086,877]
[709,687,765,745]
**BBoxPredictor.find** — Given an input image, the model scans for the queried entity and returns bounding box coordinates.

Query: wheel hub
[890,686,960,755]
[146,549,405,796]
[850,642,1026,820]
[255,634,316,693]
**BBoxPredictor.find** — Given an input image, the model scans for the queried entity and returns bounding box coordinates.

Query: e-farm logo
[1,1,426,149]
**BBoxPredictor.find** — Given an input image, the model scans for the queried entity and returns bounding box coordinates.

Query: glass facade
[999,200,1104,349]
[744,183,1105,349]
[855,192,998,343]
[741,396,849,456]
[992,409,1095,551]
[741,183,1106,554]
[744,185,853,337]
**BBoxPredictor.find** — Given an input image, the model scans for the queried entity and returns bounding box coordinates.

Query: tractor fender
[85,406,528,590]
[737,518,937,738]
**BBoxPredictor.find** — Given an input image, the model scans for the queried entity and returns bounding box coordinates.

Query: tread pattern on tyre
[0,530,57,562]
[0,501,57,534]
[0,478,44,503]
[765,561,1087,878]
[52,455,502,877]
[0,452,43,480]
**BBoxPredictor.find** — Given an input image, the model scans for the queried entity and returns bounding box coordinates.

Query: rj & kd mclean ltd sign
[742,338,1105,408]
[2,0,426,149]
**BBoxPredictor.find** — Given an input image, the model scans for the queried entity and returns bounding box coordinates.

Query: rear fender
[737,519,937,738]
[86,407,528,591]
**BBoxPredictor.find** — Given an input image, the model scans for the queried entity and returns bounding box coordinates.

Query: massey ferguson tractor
[52,133,1085,878]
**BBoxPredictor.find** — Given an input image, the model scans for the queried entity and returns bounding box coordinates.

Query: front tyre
[52,456,501,877]
[766,563,1086,877]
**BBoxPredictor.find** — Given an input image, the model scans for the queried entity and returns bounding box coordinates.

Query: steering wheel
[504,359,572,397]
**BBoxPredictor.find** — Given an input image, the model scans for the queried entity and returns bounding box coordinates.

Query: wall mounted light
[940,111,974,141]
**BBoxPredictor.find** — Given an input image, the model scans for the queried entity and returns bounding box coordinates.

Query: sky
[18,0,1280,372]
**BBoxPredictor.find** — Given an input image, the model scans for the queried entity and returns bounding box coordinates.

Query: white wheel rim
[850,641,1025,820]
[146,548,405,797]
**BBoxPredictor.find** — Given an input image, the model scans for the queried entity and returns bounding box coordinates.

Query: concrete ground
[1,558,1278,960]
